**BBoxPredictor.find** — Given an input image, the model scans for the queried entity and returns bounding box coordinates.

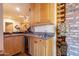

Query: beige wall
[0,3,3,53]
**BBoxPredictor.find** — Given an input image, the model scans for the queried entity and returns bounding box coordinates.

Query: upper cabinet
[48,4,55,24]
[40,4,49,23]
[31,3,55,25]
[31,4,40,25]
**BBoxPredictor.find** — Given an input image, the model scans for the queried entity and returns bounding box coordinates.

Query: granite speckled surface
[4,32,54,40]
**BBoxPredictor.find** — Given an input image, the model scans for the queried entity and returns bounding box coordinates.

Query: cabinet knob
[35,41,37,43]
[40,40,41,41]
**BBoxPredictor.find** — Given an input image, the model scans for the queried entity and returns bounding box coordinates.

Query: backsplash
[66,3,79,56]
[33,24,55,33]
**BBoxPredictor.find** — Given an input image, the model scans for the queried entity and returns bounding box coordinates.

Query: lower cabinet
[33,38,39,56]
[45,38,53,56]
[4,37,14,55]
[4,36,24,56]
[29,37,34,55]
[29,36,53,56]
[39,39,46,56]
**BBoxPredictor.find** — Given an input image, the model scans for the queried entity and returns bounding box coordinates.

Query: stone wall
[66,3,79,56]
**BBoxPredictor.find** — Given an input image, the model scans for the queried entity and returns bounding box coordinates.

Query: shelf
[56,3,66,39]
[57,4,65,9]
[57,9,65,13]
[57,3,65,23]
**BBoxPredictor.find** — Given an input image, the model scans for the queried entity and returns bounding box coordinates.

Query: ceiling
[3,3,31,23]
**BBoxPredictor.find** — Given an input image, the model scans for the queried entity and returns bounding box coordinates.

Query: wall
[34,25,55,33]
[3,18,20,32]
[0,4,3,53]
[66,3,79,56]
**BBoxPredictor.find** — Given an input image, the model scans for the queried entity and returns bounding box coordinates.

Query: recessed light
[16,7,20,12]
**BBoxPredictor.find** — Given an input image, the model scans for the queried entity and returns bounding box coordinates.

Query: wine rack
[56,3,67,56]
[57,3,66,23]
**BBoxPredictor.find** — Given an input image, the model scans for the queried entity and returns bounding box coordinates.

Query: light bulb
[16,7,20,12]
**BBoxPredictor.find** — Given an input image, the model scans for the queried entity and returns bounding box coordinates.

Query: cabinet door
[31,4,40,25]
[40,4,49,23]
[4,37,15,55]
[31,37,34,55]
[4,36,24,56]
[48,4,55,24]
[33,38,39,56]
[31,4,55,25]
[14,36,23,54]
[29,37,34,56]
[39,39,46,56]
[29,37,40,56]
[29,37,32,55]
[34,4,40,24]
[28,37,32,55]
[45,38,53,56]
[40,4,55,24]
[31,4,36,25]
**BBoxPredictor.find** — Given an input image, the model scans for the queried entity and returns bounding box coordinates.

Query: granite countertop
[4,32,54,39]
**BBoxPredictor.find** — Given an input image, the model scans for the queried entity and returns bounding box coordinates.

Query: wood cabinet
[29,36,53,56]
[31,4,40,25]
[4,37,14,55]
[29,36,34,55]
[39,39,46,56]
[31,4,55,25]
[40,4,49,23]
[13,36,24,54]
[4,35,24,56]
[33,38,39,56]
[48,4,55,24]
[45,38,53,56]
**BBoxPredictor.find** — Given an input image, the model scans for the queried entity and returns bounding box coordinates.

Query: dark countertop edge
[4,33,54,39]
